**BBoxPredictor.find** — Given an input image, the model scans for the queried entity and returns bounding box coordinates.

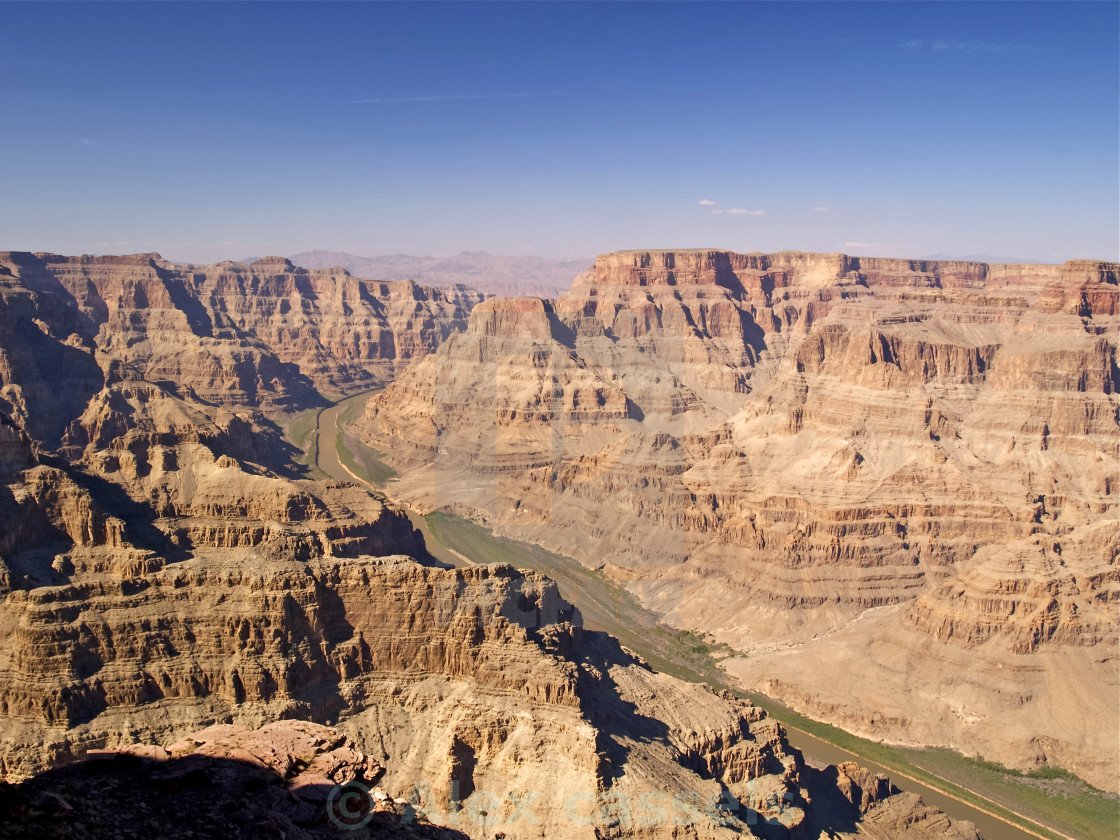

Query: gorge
[0,247,1115,839]
[358,249,1119,795]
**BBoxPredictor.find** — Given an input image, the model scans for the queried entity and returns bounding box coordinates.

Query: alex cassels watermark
[327,780,796,831]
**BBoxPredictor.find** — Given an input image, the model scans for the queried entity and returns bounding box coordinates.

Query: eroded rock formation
[0,247,981,837]
[362,249,1120,791]
[0,252,482,440]
[0,720,471,839]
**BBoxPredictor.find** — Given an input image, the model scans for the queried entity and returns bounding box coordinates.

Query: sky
[1,1,1116,264]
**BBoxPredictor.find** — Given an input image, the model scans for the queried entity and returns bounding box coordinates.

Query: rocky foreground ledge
[0,721,977,840]
[0,720,468,839]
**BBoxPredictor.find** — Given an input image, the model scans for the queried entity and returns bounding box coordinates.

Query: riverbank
[300,389,1115,840]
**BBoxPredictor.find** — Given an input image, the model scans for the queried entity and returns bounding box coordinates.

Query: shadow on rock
[0,723,470,840]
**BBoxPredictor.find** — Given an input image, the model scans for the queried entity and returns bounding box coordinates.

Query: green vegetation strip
[419,510,1117,840]
[423,511,730,684]
[282,406,327,479]
[894,748,1118,840]
[739,696,1116,840]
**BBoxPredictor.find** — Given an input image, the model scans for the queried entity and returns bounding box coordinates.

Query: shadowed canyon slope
[0,250,980,838]
[361,249,1120,792]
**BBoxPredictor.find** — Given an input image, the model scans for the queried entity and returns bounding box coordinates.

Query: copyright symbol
[327,781,374,830]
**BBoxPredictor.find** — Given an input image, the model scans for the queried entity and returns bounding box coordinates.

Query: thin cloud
[842,241,903,254]
[352,91,563,104]
[711,209,724,215]
[698,199,717,206]
[900,39,1038,54]
[934,40,1037,54]
[814,206,831,213]
[79,138,98,146]
[728,208,765,216]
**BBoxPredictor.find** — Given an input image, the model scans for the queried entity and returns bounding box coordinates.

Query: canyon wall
[0,248,983,837]
[0,252,482,443]
[362,249,1120,791]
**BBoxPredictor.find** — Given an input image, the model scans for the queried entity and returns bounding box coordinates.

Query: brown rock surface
[362,249,1120,791]
[0,719,471,839]
[0,251,482,436]
[0,245,984,838]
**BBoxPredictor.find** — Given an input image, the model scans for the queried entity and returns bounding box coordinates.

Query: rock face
[0,720,471,839]
[0,412,35,473]
[362,249,1120,791]
[0,248,982,838]
[0,252,482,438]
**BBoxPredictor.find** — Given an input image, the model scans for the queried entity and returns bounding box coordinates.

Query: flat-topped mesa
[576,248,1116,297]
[0,251,165,268]
[466,296,570,343]
[583,249,858,289]
[248,255,295,269]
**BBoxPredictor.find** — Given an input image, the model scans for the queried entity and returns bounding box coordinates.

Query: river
[309,390,1068,840]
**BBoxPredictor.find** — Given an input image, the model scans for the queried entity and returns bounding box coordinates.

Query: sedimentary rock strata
[362,249,1120,790]
[0,244,984,838]
[0,252,482,431]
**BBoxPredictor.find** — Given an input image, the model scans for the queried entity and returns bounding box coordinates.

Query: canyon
[0,250,986,838]
[359,249,1120,794]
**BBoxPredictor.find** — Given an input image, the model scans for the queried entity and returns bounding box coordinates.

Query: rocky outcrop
[804,762,980,840]
[0,413,35,473]
[362,249,1120,790]
[0,252,482,439]
[0,720,470,839]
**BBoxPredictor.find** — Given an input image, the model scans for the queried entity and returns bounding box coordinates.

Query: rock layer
[362,249,1120,790]
[0,246,983,838]
[0,252,482,440]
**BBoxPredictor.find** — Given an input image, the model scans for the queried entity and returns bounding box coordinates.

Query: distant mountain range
[288,250,592,298]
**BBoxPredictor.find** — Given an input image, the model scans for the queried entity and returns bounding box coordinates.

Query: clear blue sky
[1,1,1116,264]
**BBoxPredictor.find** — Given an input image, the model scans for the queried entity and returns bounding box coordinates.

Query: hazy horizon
[2,1,1116,264]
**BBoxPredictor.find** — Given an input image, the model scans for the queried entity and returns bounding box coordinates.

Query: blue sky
[1,1,1116,264]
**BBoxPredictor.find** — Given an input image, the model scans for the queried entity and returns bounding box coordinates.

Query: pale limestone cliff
[362,249,1120,791]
